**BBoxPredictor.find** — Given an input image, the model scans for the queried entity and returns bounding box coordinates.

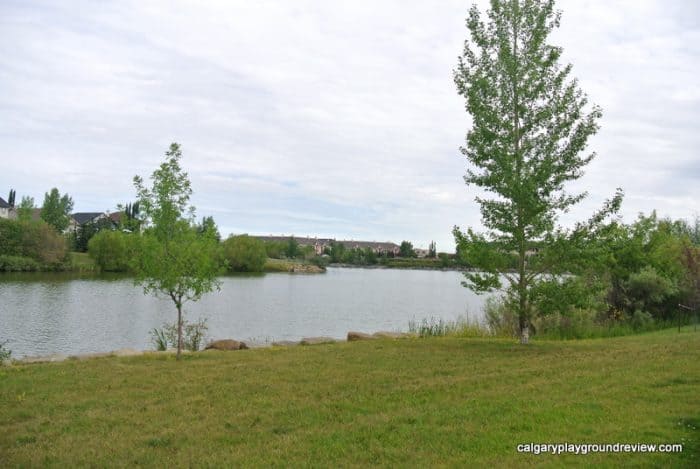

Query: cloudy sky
[1,0,698,251]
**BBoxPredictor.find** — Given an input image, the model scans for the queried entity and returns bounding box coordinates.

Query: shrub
[223,235,266,272]
[21,221,68,265]
[484,296,519,337]
[408,316,491,338]
[88,230,135,272]
[0,255,41,272]
[625,267,678,319]
[0,340,12,364]
[630,309,655,331]
[154,318,209,352]
[150,328,168,351]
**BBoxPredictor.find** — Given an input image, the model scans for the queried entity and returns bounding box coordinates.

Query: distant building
[0,197,15,220]
[253,235,401,256]
[414,248,429,258]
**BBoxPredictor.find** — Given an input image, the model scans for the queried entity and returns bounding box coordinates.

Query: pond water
[0,267,495,358]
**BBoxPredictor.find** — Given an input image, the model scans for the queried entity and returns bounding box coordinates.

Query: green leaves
[131,143,223,358]
[40,188,74,233]
[454,1,613,341]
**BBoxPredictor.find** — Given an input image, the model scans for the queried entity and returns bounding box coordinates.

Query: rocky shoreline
[6,330,417,365]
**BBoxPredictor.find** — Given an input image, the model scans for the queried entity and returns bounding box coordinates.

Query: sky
[1,0,698,251]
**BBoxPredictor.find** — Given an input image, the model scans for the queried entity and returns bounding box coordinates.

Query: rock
[300,336,337,345]
[372,331,416,339]
[113,348,143,357]
[347,331,378,341]
[205,339,248,351]
[271,340,300,347]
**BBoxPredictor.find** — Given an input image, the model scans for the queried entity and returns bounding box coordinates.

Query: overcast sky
[1,0,698,251]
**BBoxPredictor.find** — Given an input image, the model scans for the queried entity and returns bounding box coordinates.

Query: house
[0,197,16,220]
[253,235,401,256]
[69,212,111,233]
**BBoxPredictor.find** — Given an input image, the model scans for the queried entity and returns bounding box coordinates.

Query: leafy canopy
[40,188,74,232]
[132,143,222,358]
[453,0,617,341]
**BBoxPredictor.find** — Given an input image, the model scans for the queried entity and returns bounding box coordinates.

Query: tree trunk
[176,302,183,361]
[520,321,530,345]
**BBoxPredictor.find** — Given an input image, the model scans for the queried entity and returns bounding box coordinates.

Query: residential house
[69,212,111,233]
[253,235,401,256]
[0,197,15,220]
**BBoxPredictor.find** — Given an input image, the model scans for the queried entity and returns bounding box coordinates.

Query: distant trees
[117,201,142,232]
[16,196,35,222]
[132,143,222,360]
[7,189,16,207]
[73,218,114,253]
[286,236,300,259]
[40,188,74,232]
[428,241,437,258]
[223,235,267,272]
[399,241,416,258]
[197,216,221,242]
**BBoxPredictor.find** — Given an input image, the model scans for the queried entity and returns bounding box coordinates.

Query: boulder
[347,331,378,341]
[300,337,337,345]
[205,339,248,351]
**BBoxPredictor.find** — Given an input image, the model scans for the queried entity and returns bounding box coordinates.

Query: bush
[408,316,491,338]
[0,340,12,364]
[0,255,41,272]
[152,318,209,351]
[21,221,68,265]
[630,309,655,331]
[0,218,68,265]
[625,267,678,319]
[223,235,266,272]
[484,296,519,337]
[88,230,135,272]
[0,218,24,256]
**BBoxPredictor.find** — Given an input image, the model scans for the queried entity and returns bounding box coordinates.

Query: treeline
[483,212,700,338]
[0,218,69,271]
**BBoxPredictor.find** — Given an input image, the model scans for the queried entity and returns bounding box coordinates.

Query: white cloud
[1,0,698,250]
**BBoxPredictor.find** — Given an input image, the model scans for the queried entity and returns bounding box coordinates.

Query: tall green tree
[16,196,35,222]
[40,188,74,232]
[453,0,612,343]
[286,236,299,258]
[7,189,16,207]
[399,241,416,258]
[197,216,221,242]
[132,143,222,360]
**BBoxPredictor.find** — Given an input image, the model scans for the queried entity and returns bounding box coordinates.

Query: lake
[0,267,495,358]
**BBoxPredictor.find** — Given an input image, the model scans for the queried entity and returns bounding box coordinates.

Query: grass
[408,316,491,338]
[68,252,99,272]
[1,328,698,467]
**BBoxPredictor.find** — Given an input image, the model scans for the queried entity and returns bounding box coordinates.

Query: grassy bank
[1,328,698,467]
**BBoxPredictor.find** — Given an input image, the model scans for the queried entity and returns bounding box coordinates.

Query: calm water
[0,268,493,358]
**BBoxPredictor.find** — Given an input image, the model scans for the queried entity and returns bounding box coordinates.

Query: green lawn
[1,329,698,467]
[68,252,98,272]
